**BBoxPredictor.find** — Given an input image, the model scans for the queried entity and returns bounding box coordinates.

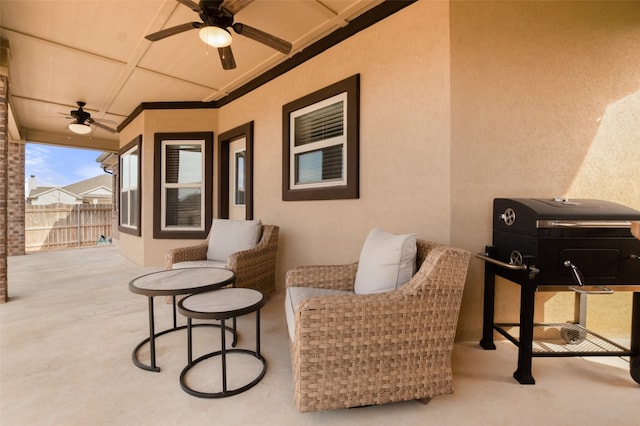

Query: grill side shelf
[494,322,632,356]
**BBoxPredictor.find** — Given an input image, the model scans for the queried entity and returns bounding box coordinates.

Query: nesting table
[128,267,236,372]
[178,287,266,398]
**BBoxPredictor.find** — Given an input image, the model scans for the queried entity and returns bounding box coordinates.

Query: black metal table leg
[131,296,162,372]
[221,318,228,393]
[172,295,177,328]
[187,318,193,365]
[256,309,261,356]
[514,284,536,384]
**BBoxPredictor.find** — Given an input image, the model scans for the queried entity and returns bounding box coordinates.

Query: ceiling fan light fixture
[69,122,91,135]
[199,26,232,48]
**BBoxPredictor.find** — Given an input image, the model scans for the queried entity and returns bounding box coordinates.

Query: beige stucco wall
[119,1,640,341]
[450,0,640,340]
[118,108,219,266]
[218,0,452,271]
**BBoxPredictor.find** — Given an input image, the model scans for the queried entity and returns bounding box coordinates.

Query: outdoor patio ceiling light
[199,26,232,48]
[68,122,91,135]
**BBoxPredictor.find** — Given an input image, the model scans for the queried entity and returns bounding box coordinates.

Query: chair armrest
[226,225,279,294]
[285,263,358,291]
[227,239,277,277]
[165,243,208,270]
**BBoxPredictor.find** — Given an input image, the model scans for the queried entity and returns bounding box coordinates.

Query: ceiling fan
[145,0,292,70]
[65,102,117,135]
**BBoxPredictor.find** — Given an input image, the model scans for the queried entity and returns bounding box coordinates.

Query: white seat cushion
[172,260,227,269]
[353,227,417,295]
[285,286,353,341]
[206,219,262,262]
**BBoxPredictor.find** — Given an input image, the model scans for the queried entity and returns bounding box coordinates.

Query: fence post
[77,204,81,248]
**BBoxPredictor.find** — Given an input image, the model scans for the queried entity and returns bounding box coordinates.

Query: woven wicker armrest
[227,225,279,295]
[165,243,208,269]
[285,263,358,291]
[227,230,277,279]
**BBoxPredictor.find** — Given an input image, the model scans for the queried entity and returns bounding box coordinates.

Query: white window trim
[120,144,138,230]
[233,148,246,206]
[160,139,205,232]
[289,92,348,190]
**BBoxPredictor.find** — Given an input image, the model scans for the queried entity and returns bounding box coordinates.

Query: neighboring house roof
[28,186,82,202]
[27,174,112,204]
[63,175,112,198]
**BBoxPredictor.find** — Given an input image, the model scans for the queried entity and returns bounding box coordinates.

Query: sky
[25,143,106,190]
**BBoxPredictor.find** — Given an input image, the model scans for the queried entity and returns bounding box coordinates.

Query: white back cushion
[206,219,262,262]
[354,227,417,294]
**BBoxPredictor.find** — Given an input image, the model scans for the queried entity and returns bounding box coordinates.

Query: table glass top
[129,267,234,295]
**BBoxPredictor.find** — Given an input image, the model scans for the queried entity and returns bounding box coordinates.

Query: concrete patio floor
[1,245,638,425]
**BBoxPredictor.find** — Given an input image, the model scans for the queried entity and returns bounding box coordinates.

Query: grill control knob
[509,250,523,266]
[500,208,516,226]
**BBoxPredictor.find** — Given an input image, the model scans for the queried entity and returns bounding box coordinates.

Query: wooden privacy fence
[25,204,113,252]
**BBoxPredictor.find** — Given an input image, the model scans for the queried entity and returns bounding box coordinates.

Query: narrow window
[119,136,141,236]
[234,150,246,205]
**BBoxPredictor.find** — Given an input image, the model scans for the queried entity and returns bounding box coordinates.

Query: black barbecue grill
[477,198,640,385]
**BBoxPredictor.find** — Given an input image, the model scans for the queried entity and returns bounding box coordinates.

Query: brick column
[7,141,25,255]
[0,74,8,303]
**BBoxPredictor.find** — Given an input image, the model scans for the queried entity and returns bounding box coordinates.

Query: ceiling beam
[23,129,118,153]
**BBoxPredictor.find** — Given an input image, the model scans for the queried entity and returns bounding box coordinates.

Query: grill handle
[563,260,585,287]
[476,253,527,271]
[563,261,614,294]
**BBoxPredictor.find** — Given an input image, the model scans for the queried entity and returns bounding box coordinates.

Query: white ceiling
[1,0,383,151]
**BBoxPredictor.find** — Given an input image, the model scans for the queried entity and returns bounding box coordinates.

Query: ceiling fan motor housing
[71,103,91,125]
[200,1,234,28]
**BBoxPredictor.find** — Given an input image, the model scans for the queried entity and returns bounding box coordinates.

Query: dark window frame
[282,74,360,201]
[219,122,254,219]
[118,135,142,236]
[153,132,214,239]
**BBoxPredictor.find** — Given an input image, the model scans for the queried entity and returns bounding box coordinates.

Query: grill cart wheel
[560,325,587,345]
[631,357,640,384]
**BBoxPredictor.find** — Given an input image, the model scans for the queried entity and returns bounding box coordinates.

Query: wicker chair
[165,224,279,295]
[285,239,470,412]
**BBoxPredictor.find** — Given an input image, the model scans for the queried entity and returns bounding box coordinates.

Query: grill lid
[493,198,640,234]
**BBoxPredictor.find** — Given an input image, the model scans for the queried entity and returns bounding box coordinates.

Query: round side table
[128,267,236,372]
[178,287,267,398]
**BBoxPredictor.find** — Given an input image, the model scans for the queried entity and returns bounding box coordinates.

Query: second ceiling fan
[145,0,292,70]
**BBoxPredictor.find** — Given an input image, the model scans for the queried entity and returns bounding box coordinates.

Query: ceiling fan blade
[232,23,291,54]
[88,119,117,133]
[176,0,202,13]
[221,0,253,15]
[217,46,236,70]
[146,22,202,41]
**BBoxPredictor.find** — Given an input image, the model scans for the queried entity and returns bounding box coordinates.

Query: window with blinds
[290,93,347,189]
[282,74,359,201]
[161,141,204,230]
